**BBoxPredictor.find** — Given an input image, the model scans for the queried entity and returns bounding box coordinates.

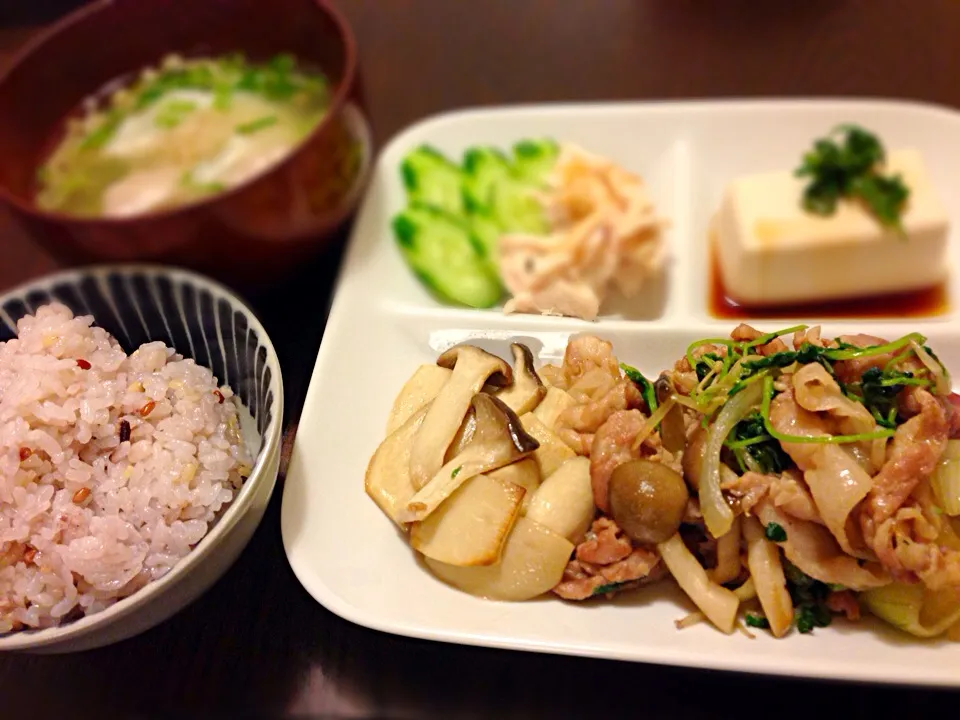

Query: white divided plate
[282,99,960,686]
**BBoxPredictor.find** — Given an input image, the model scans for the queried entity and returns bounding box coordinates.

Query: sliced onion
[862,583,960,638]
[699,381,763,537]
[932,456,960,516]
[679,580,756,632]
[944,439,960,461]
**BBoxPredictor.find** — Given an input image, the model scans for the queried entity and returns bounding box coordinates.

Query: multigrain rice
[0,304,251,633]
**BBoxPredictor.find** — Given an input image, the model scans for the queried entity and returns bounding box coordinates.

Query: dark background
[1,1,960,717]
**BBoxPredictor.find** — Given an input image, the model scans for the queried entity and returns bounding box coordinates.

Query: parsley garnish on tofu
[794,124,909,234]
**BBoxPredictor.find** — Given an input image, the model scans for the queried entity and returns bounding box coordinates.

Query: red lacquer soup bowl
[0,0,372,287]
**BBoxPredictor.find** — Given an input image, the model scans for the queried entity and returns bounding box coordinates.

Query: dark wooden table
[2,1,960,717]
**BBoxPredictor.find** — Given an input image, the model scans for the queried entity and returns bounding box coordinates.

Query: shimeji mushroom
[409,345,513,490]
[494,343,547,415]
[654,373,686,453]
[743,516,794,638]
[400,394,539,523]
[657,533,740,634]
[608,459,688,545]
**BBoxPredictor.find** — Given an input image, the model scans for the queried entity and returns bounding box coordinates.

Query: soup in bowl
[38,53,332,218]
[0,0,371,285]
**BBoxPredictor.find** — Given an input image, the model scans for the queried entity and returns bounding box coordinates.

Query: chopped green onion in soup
[35,53,330,217]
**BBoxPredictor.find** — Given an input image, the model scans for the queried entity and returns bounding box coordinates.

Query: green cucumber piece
[490,180,548,234]
[465,206,503,272]
[399,145,464,213]
[513,138,559,184]
[392,203,502,308]
[462,147,513,208]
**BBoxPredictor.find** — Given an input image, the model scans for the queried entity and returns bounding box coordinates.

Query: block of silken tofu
[713,149,950,306]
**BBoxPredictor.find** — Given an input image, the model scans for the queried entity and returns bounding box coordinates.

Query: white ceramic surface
[282,99,960,685]
[0,266,284,653]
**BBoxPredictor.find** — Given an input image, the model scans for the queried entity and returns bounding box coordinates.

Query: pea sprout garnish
[681,326,947,439]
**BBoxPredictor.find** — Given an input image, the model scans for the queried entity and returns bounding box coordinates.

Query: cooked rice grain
[0,303,252,633]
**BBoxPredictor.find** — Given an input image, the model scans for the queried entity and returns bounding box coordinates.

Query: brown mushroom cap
[510,343,539,379]
[494,343,546,415]
[655,373,686,454]
[472,394,540,455]
[609,459,687,544]
[437,345,512,387]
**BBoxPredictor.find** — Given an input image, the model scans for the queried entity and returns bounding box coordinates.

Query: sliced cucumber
[513,138,559,184]
[400,145,464,213]
[394,138,560,306]
[392,203,502,308]
[490,180,549,234]
[462,147,513,208]
[464,143,551,236]
[465,206,503,271]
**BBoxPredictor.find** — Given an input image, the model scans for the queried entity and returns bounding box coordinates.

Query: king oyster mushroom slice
[445,407,477,463]
[400,394,540,523]
[437,343,547,462]
[365,404,430,526]
[409,345,512,490]
[494,343,546,415]
[447,344,545,462]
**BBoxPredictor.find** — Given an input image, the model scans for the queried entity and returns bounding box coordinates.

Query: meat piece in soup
[35,53,330,217]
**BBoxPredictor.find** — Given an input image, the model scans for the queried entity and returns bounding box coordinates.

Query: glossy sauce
[708,241,950,320]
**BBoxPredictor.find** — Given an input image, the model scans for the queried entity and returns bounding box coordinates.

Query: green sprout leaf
[794,124,910,234]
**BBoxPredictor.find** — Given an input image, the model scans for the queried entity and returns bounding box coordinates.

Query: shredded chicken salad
[366,324,960,639]
[500,145,667,320]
